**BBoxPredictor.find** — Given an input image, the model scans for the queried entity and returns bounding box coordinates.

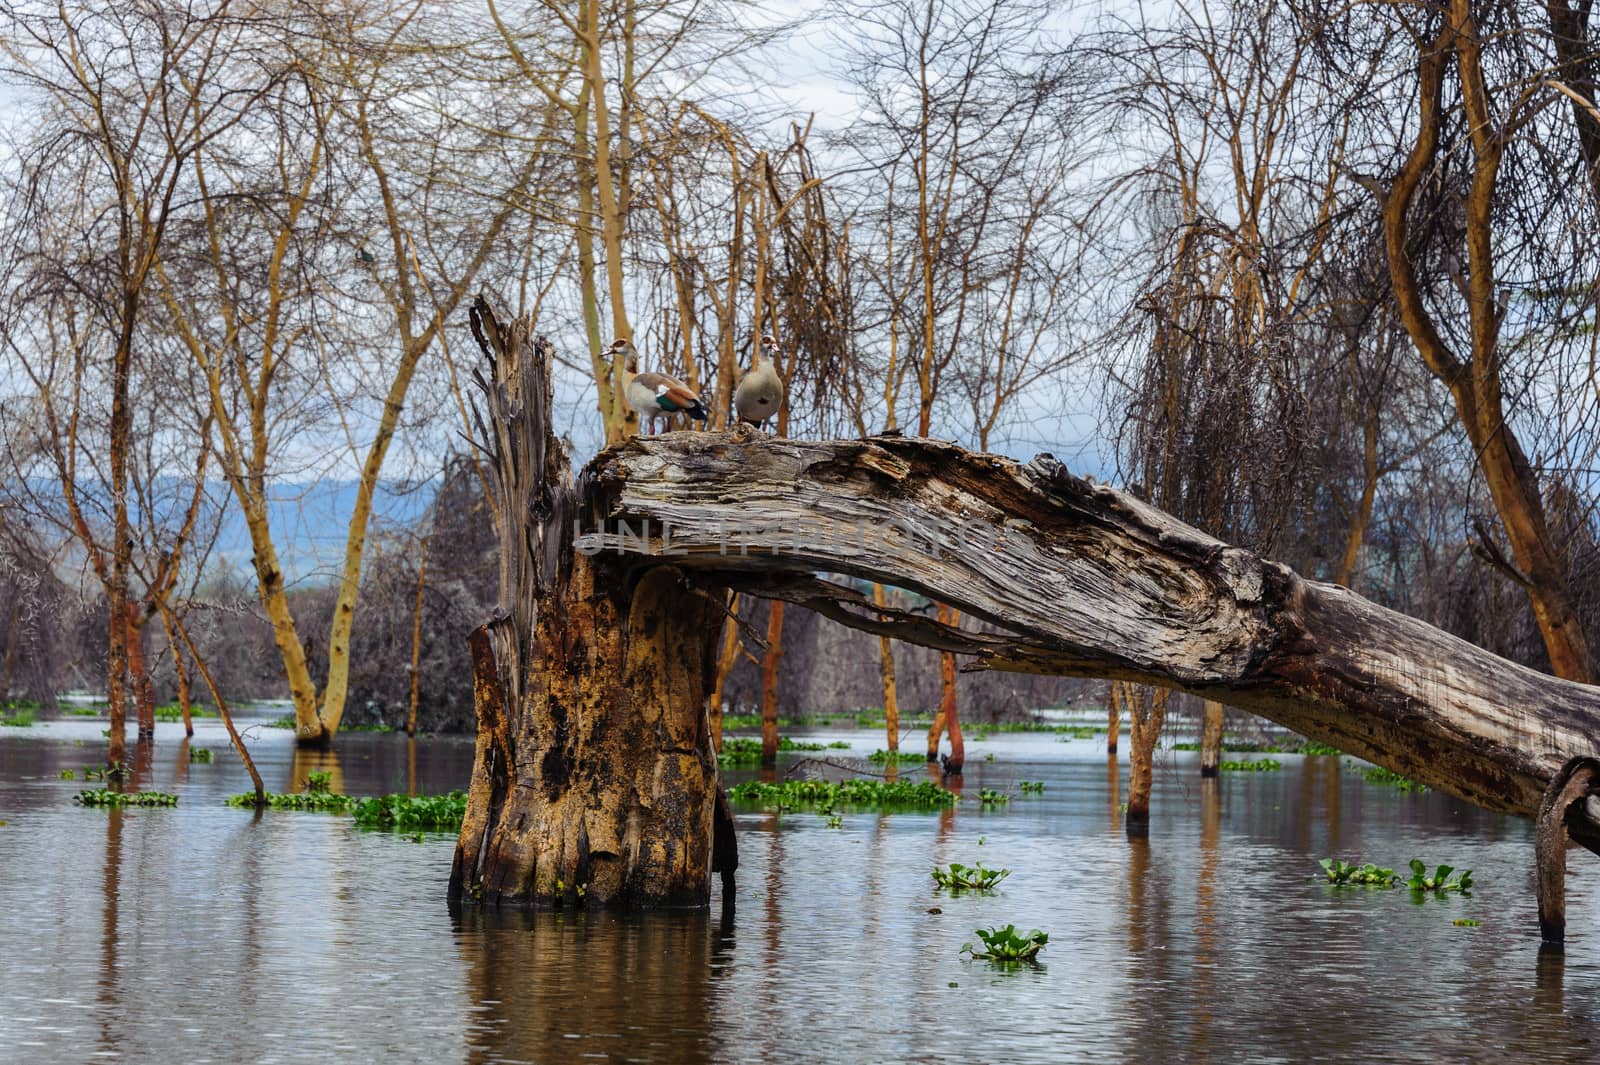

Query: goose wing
[633,371,701,412]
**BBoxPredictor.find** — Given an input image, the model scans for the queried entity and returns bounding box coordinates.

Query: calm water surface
[0,714,1597,1064]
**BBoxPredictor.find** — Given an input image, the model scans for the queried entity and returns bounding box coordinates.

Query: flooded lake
[1,712,1597,1063]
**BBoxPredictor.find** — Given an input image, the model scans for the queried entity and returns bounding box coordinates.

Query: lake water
[0,713,1597,1064]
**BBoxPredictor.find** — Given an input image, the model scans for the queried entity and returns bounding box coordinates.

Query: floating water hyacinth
[960,925,1048,963]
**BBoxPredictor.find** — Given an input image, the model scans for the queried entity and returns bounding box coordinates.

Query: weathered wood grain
[581,431,1600,816]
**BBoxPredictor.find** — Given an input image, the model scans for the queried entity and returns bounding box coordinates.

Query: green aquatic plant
[867,749,926,765]
[264,714,297,729]
[728,778,957,811]
[82,763,131,783]
[960,924,1048,963]
[977,788,1010,805]
[226,790,355,811]
[825,814,843,829]
[718,736,848,764]
[1406,860,1472,894]
[189,747,214,764]
[65,706,100,717]
[59,769,76,780]
[1318,859,1399,887]
[351,791,468,831]
[76,789,178,807]
[1171,736,1341,755]
[152,697,217,722]
[0,707,35,727]
[304,770,334,794]
[1018,780,1045,794]
[1361,765,1427,792]
[1453,918,1481,927]
[932,862,1011,891]
[1220,758,1282,772]
[342,723,393,733]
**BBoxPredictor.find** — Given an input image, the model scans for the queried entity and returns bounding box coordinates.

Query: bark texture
[451,299,726,909]
[1535,756,1600,945]
[582,432,1600,816]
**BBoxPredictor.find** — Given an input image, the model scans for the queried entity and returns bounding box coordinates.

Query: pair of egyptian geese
[607,336,784,434]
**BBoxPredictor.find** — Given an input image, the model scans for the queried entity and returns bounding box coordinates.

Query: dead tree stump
[449,298,731,909]
[1535,756,1600,946]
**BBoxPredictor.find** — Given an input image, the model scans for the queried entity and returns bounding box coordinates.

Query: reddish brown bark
[760,602,784,767]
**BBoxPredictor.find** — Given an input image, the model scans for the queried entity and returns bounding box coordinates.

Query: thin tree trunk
[407,553,428,737]
[1127,686,1170,837]
[1334,413,1380,589]
[871,583,900,751]
[937,604,962,771]
[1200,699,1224,777]
[0,604,18,703]
[925,700,945,763]
[709,594,742,752]
[1107,681,1120,755]
[760,601,784,768]
[126,605,155,737]
[1379,12,1594,684]
[157,599,262,804]
[167,621,194,737]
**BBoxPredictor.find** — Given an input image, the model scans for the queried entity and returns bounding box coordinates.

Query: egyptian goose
[611,338,708,433]
[734,335,786,431]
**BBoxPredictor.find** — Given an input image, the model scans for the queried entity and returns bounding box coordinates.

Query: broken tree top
[575,431,1600,817]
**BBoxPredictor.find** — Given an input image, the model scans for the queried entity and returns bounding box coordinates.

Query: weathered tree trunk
[583,432,1600,816]
[1535,757,1600,947]
[1199,700,1224,777]
[452,299,729,909]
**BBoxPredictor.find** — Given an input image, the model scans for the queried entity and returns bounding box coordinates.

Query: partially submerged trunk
[708,594,742,752]
[1199,700,1224,777]
[1124,684,1169,836]
[871,583,900,752]
[452,300,729,909]
[934,604,963,771]
[760,602,784,767]
[1106,682,1120,755]
[126,606,155,738]
[159,612,195,737]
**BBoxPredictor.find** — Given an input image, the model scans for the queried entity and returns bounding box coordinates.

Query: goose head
[608,337,637,373]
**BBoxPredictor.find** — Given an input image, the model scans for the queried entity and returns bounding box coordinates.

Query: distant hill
[210,479,434,585]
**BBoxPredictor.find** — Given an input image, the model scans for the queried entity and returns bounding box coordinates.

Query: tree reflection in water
[451,908,719,1065]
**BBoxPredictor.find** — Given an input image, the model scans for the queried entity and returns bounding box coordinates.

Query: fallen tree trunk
[458,300,1599,920]
[581,432,1600,817]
